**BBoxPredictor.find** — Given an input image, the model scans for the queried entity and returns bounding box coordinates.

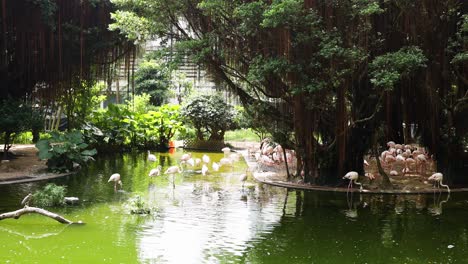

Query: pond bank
[239,150,461,194]
[0,144,76,185]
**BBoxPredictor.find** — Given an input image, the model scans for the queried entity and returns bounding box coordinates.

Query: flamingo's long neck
[440,182,450,193]
[353,180,363,190]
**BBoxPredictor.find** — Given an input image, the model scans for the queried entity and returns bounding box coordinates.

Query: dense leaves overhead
[109,0,467,184]
[0,0,134,101]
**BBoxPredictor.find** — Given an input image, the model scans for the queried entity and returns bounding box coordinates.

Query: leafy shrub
[125,194,151,214]
[135,60,171,106]
[84,100,184,151]
[181,93,235,141]
[36,130,97,172]
[32,183,67,207]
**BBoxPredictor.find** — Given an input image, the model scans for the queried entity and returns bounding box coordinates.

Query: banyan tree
[111,0,467,185]
[0,0,135,127]
[3,0,466,185]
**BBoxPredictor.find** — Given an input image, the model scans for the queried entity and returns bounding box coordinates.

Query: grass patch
[224,129,263,142]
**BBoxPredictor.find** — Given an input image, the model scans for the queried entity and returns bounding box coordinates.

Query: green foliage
[139,104,184,149]
[369,46,427,90]
[85,100,184,151]
[127,93,156,114]
[351,0,384,16]
[0,100,44,159]
[59,80,106,130]
[234,2,267,36]
[32,183,66,207]
[172,73,193,104]
[225,129,262,142]
[125,194,152,214]
[135,60,171,106]
[181,93,235,141]
[27,0,57,29]
[36,130,97,172]
[450,14,468,64]
[109,10,154,44]
[261,0,302,28]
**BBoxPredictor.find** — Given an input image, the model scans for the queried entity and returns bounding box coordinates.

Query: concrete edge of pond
[238,150,465,195]
[0,171,77,185]
[253,177,468,194]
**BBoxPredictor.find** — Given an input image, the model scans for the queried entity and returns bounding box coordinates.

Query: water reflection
[428,192,450,216]
[0,150,467,263]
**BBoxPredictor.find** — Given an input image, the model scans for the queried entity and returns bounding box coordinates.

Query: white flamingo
[239,172,248,188]
[221,147,231,157]
[186,158,195,167]
[343,171,362,192]
[180,153,192,163]
[164,165,182,189]
[212,162,220,171]
[202,164,208,176]
[108,173,122,192]
[147,151,157,162]
[149,165,162,177]
[202,154,210,164]
[428,172,450,193]
[416,154,427,174]
[219,157,232,167]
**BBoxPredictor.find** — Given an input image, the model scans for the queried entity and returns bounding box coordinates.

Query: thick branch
[0,206,83,225]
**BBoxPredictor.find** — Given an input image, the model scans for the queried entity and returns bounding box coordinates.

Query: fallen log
[0,206,84,225]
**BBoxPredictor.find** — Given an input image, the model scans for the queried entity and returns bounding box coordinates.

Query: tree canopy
[0,0,134,103]
[111,0,467,185]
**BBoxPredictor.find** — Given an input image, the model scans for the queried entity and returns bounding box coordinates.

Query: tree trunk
[372,138,392,189]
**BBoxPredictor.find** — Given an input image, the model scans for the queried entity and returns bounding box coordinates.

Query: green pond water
[1,150,468,263]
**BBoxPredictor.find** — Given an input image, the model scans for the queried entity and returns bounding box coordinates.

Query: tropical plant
[137,104,184,149]
[32,183,67,207]
[36,130,97,172]
[59,80,106,130]
[85,98,184,151]
[135,60,171,106]
[181,93,235,141]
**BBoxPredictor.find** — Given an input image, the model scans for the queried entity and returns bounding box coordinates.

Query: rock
[64,197,80,205]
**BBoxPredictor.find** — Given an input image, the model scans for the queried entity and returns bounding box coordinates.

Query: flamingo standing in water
[221,147,231,158]
[202,164,208,176]
[164,165,182,188]
[147,151,157,162]
[108,173,122,192]
[149,165,162,177]
[343,171,363,192]
[212,162,220,171]
[239,172,248,188]
[180,153,192,164]
[428,172,450,193]
[202,154,210,164]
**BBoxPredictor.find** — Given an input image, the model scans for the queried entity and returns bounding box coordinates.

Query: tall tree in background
[0,0,134,129]
[134,60,171,106]
[93,1,468,184]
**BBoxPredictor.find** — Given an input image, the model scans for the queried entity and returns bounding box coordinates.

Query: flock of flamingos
[344,140,450,193]
[107,147,247,191]
[107,139,450,193]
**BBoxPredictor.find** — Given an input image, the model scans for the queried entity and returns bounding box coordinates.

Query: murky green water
[1,150,468,263]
